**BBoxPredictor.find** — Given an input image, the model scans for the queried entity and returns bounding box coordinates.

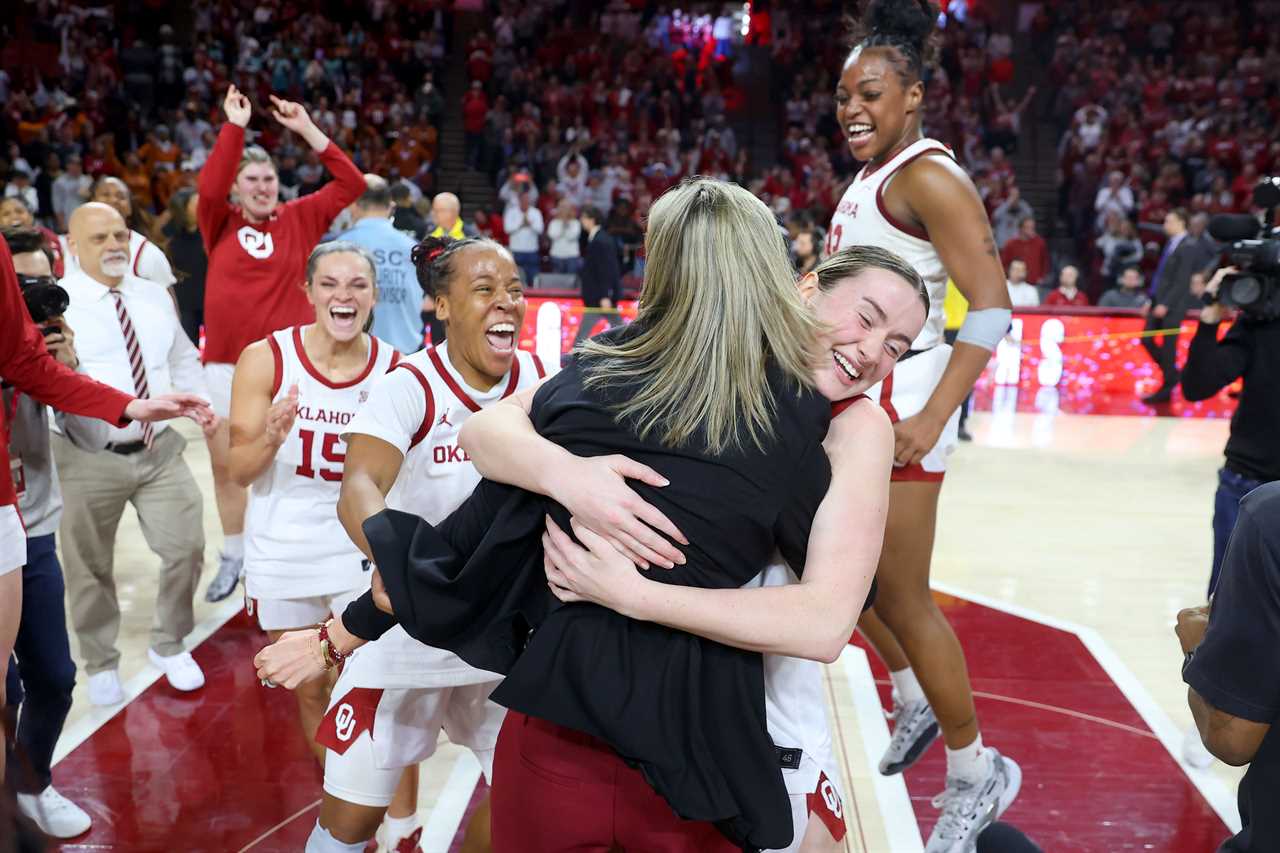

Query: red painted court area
[51,600,1230,851]
[853,592,1231,852]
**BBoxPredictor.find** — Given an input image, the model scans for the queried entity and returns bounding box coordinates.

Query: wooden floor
[48,411,1246,851]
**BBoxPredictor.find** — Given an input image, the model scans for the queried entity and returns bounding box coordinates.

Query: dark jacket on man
[1152,235,1204,320]
[580,227,622,307]
[1143,234,1205,388]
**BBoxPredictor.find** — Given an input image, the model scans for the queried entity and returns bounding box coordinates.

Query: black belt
[105,441,148,456]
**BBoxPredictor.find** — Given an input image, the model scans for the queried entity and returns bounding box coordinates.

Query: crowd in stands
[766,0,1047,292]
[12,0,1257,313]
[454,1,1046,288]
[2,0,450,248]
[1041,0,1275,300]
[457,0,761,282]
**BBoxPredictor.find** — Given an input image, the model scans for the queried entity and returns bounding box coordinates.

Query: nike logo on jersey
[437,409,453,428]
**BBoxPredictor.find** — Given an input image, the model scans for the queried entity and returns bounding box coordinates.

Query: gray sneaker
[879,697,941,775]
[204,552,243,602]
[923,749,1022,853]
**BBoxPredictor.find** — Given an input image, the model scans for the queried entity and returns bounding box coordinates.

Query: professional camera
[17,273,70,333]
[1207,178,1280,319]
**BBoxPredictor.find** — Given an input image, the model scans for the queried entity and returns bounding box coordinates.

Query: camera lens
[18,275,70,325]
[1227,275,1263,308]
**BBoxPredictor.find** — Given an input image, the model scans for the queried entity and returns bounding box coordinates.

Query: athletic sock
[889,667,926,705]
[945,734,992,784]
[304,822,365,853]
[382,812,418,846]
[222,533,244,560]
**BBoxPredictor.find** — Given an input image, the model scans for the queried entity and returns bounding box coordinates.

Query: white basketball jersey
[826,137,954,351]
[243,326,398,600]
[749,559,833,796]
[345,341,550,689]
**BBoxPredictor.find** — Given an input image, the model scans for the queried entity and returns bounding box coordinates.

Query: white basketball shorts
[317,667,505,808]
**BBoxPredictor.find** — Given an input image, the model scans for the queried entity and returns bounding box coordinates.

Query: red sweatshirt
[0,240,132,509]
[197,124,365,365]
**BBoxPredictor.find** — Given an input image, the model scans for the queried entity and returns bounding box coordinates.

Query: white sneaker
[1183,726,1215,769]
[204,552,243,602]
[148,649,205,692]
[880,697,941,775]
[87,670,124,706]
[924,749,1022,853]
[17,786,92,838]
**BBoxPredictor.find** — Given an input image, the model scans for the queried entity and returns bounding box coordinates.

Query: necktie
[1150,236,1179,296]
[109,289,155,448]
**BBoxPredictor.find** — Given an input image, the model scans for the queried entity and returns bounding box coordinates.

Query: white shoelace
[930,779,982,840]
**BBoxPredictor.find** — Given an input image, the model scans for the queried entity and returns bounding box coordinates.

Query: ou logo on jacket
[333,703,357,742]
[238,226,275,259]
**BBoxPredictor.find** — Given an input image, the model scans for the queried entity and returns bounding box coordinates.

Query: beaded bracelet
[318,620,350,670]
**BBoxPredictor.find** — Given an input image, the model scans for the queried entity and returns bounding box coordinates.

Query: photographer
[1178,482,1279,852]
[1181,266,1280,596]
[3,227,107,838]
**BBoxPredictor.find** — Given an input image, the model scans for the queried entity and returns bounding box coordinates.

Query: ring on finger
[261,677,276,688]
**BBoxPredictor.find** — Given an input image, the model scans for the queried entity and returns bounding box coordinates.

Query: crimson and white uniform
[317,342,548,808]
[827,137,961,481]
[242,326,397,630]
[749,561,847,853]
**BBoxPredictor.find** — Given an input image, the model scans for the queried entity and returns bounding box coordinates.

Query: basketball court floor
[45,408,1243,851]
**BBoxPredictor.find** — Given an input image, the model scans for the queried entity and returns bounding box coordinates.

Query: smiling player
[228,241,397,764]
[302,235,546,853]
[826,2,1018,850]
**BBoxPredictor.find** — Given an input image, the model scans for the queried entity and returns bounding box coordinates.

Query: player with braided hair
[826,2,1020,850]
[302,234,546,853]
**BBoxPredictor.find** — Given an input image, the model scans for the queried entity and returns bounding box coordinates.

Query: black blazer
[579,228,622,306]
[347,325,832,851]
[1153,236,1203,320]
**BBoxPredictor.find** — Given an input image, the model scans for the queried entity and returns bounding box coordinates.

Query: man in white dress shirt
[53,203,211,705]
[1005,259,1041,307]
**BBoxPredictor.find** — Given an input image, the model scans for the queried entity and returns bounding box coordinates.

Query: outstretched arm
[543,399,894,663]
[273,95,366,228]
[197,85,252,251]
[459,384,688,568]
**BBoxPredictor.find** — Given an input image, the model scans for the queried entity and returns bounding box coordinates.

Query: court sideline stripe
[52,597,242,766]
[823,654,868,853]
[235,798,322,852]
[838,645,926,853]
[420,750,482,852]
[930,581,1242,833]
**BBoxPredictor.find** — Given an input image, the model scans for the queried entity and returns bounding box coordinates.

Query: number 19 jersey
[826,137,954,352]
[243,325,398,601]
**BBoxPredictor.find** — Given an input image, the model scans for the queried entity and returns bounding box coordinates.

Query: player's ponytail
[845,0,939,84]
